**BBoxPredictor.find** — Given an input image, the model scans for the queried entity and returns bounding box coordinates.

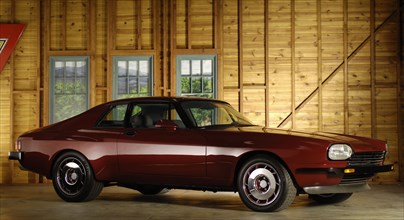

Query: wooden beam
[163,0,168,96]
[186,0,192,49]
[36,0,41,182]
[89,0,97,107]
[216,0,224,99]
[238,0,244,113]
[106,0,116,100]
[370,0,376,138]
[291,0,296,129]
[170,0,177,96]
[317,0,323,131]
[397,0,403,182]
[9,0,16,184]
[137,0,142,50]
[43,0,50,127]
[265,0,270,128]
[343,0,348,134]
[62,0,67,50]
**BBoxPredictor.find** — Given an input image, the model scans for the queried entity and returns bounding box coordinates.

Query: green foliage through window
[50,57,89,123]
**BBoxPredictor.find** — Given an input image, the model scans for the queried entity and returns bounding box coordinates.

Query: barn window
[176,55,217,98]
[113,56,153,100]
[49,56,89,123]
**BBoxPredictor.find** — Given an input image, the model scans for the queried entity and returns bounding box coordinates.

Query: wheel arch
[233,151,298,189]
[49,149,94,179]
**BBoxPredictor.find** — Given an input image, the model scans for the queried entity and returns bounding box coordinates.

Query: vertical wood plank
[106,0,116,100]
[291,0,296,129]
[43,0,50,126]
[317,0,323,131]
[137,0,142,50]
[62,0,67,51]
[343,0,348,134]
[187,0,192,49]
[264,0,269,128]
[216,0,224,99]
[8,0,16,184]
[170,0,177,96]
[397,0,403,182]
[163,0,168,96]
[238,0,243,113]
[89,0,96,107]
[370,0,376,138]
[36,0,42,183]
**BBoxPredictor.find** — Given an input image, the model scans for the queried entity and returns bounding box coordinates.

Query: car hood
[204,125,386,152]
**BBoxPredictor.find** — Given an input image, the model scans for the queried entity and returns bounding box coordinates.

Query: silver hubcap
[243,163,281,206]
[57,157,86,196]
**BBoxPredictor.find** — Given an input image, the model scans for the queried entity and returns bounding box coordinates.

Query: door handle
[125,131,136,136]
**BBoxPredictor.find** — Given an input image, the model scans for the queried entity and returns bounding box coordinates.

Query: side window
[129,103,185,128]
[97,104,128,128]
[176,55,217,98]
[113,56,153,99]
[50,56,89,123]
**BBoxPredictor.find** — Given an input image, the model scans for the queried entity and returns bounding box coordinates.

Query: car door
[116,102,207,183]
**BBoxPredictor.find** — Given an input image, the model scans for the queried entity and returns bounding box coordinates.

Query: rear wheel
[52,151,103,202]
[309,193,353,204]
[237,155,296,212]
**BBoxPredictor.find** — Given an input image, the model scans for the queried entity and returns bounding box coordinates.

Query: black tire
[137,185,166,195]
[237,155,296,212]
[309,193,353,204]
[52,151,103,202]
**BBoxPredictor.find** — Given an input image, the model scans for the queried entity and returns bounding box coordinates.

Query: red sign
[0,24,26,73]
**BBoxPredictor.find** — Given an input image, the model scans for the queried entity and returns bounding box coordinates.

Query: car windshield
[180,100,254,128]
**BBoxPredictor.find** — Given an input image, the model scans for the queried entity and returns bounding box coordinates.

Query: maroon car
[9,97,393,212]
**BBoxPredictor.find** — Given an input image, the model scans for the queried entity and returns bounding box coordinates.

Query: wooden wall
[0,0,402,184]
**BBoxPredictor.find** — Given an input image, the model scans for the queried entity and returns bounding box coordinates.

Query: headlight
[328,144,353,160]
[385,143,389,158]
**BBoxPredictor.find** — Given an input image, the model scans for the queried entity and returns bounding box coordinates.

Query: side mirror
[155,120,179,131]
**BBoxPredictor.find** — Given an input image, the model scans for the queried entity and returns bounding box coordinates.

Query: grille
[348,152,385,166]
[340,175,371,185]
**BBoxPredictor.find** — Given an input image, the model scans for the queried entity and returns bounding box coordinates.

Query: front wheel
[237,155,296,212]
[309,193,353,204]
[52,151,103,202]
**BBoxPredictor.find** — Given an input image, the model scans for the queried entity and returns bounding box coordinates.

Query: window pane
[117,61,127,77]
[181,77,191,93]
[192,60,201,75]
[76,61,86,76]
[203,77,213,93]
[97,104,128,128]
[64,78,75,94]
[139,77,149,94]
[202,60,212,75]
[181,60,190,75]
[128,61,138,76]
[191,77,202,93]
[128,78,138,94]
[55,62,64,78]
[54,94,87,122]
[75,78,87,94]
[54,78,64,94]
[139,60,149,76]
[118,78,127,94]
[65,61,75,77]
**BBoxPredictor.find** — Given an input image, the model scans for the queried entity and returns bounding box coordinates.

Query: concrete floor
[0,184,403,220]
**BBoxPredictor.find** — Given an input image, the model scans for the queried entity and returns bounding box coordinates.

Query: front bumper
[298,164,394,194]
[8,151,22,160]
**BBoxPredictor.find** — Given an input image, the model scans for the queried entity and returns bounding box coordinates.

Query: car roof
[104,96,228,106]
